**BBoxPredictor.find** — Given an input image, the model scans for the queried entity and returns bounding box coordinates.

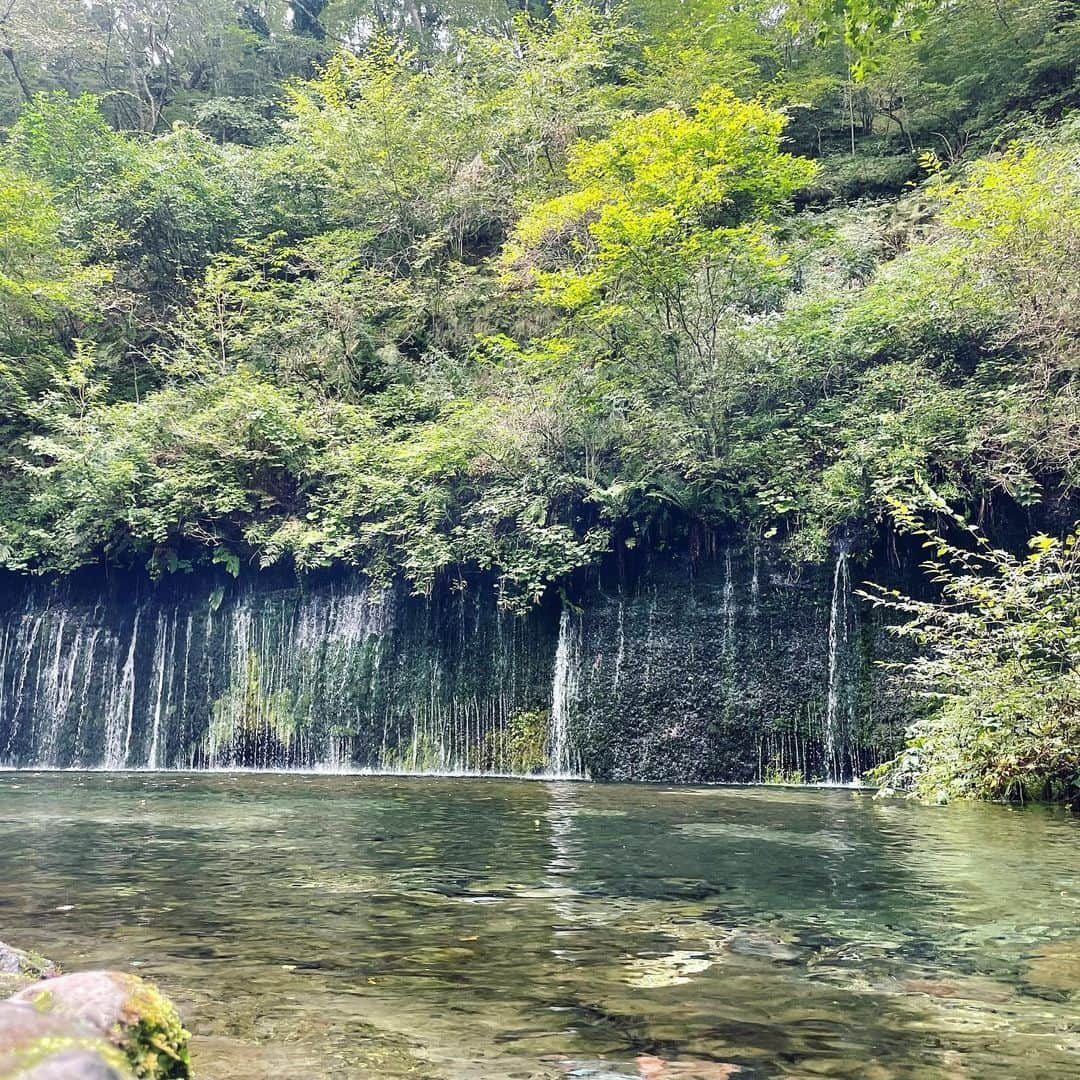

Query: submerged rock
[727,932,802,963]
[897,975,1014,1003]
[542,1058,639,1080]
[636,1055,742,1079]
[8,972,190,1080]
[547,1056,743,1080]
[1022,940,1080,995]
[0,1002,132,1079]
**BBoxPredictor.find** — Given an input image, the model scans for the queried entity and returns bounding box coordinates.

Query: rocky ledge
[0,942,190,1080]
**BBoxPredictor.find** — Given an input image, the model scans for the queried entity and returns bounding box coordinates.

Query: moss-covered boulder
[0,943,61,998]
[0,1001,133,1078]
[8,973,189,1080]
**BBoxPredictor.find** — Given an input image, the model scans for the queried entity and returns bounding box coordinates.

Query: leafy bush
[861,496,1080,805]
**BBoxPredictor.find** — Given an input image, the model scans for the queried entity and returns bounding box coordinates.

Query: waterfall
[147,611,174,769]
[0,572,560,774]
[722,548,735,656]
[546,609,582,778]
[203,583,390,769]
[105,609,140,769]
[612,593,625,693]
[823,548,855,784]
[38,612,74,766]
[0,548,894,781]
[750,545,760,617]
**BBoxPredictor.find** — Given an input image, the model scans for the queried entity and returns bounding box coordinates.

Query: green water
[0,775,1077,1079]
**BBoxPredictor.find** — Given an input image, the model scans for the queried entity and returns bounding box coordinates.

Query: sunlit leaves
[505,88,816,317]
[0,168,109,316]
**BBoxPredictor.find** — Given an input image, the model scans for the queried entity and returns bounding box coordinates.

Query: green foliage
[8,93,121,194]
[479,708,550,773]
[4,369,321,572]
[0,0,328,132]
[506,89,815,318]
[861,498,1080,805]
[86,126,246,304]
[168,231,420,397]
[853,0,1080,140]
[762,763,806,785]
[0,0,1077,798]
[0,167,106,317]
[625,0,779,108]
[0,163,110,469]
[927,136,1080,377]
[799,0,938,80]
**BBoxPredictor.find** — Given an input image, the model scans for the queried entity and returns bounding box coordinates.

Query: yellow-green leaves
[920,139,1080,373]
[0,167,110,317]
[505,89,816,317]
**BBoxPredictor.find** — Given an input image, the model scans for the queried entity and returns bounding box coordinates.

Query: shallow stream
[1,774,1077,1078]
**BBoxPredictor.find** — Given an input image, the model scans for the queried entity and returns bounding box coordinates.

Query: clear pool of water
[1,773,1077,1078]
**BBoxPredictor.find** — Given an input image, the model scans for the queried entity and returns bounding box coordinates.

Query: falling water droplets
[546,609,584,779]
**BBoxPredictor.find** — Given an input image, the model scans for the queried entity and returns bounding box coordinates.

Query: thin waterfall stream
[546,608,584,779]
[823,547,855,785]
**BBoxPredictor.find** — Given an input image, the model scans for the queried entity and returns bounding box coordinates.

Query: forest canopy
[0,0,1076,598]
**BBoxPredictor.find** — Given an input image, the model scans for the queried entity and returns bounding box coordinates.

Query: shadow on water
[0,774,1077,1079]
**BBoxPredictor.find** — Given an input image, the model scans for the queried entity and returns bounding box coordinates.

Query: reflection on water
[0,774,1078,1078]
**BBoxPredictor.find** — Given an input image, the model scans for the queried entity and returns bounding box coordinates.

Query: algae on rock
[8,972,190,1080]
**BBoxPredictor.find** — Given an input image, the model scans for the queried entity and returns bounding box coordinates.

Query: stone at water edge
[0,943,61,978]
[0,1001,133,1079]
[0,943,61,997]
[8,971,190,1080]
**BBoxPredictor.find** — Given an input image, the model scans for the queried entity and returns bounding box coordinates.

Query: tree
[503,89,816,495]
[623,0,780,108]
[0,0,327,131]
[0,165,110,427]
[505,88,816,322]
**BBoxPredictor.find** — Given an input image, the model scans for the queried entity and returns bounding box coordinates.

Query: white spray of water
[104,609,141,769]
[722,548,735,656]
[546,609,583,778]
[824,549,852,784]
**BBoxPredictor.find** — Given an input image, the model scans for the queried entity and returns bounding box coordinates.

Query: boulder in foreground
[0,1001,132,1079]
[8,972,190,1080]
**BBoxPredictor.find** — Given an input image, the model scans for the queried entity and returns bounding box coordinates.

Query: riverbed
[1,774,1077,1078]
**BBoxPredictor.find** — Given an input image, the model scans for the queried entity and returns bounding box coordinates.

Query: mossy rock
[0,1001,133,1078]
[0,942,61,980]
[0,942,62,999]
[8,973,189,1080]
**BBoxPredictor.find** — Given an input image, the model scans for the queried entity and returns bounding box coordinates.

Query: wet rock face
[0,544,913,780]
[0,566,558,774]
[0,1003,132,1079]
[7,972,190,1080]
[575,548,911,782]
